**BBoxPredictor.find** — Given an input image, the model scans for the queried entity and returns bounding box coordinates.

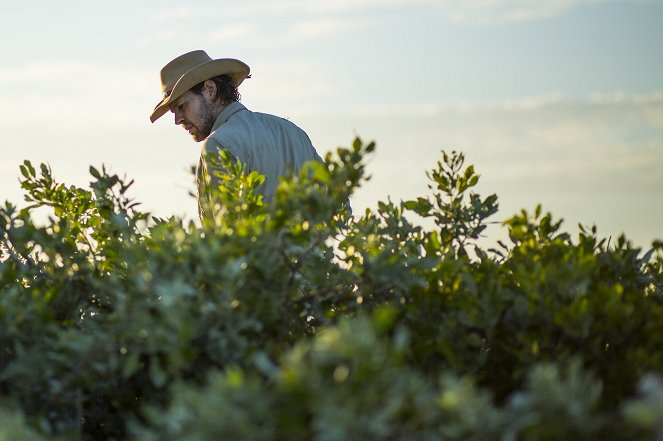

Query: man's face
[169,90,218,142]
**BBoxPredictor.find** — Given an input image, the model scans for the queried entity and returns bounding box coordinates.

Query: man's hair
[190,74,240,105]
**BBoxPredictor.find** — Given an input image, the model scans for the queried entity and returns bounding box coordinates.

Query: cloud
[0,60,155,130]
[231,0,641,26]
[136,30,178,48]
[134,0,627,52]
[203,16,371,49]
[589,90,663,105]
[231,0,400,15]
[288,17,365,39]
[431,0,591,25]
[294,90,663,246]
[338,90,663,117]
[208,23,257,42]
[147,5,195,22]
[239,60,340,112]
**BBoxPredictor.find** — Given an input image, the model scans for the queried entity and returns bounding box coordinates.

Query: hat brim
[150,58,250,123]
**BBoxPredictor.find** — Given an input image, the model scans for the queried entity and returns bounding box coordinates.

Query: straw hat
[150,50,250,123]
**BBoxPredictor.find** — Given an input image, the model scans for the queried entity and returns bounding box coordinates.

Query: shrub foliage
[1,138,662,440]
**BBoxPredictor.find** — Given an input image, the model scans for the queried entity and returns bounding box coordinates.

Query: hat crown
[160,50,212,94]
[150,50,250,123]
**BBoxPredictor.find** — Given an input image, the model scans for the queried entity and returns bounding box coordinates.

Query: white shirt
[197,101,323,219]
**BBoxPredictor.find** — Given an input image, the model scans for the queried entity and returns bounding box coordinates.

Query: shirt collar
[211,101,246,132]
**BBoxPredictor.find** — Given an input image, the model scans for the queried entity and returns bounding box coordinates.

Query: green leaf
[90,166,101,179]
[24,160,36,177]
[303,161,330,184]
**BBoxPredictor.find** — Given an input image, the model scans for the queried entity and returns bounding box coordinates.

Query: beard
[190,98,219,142]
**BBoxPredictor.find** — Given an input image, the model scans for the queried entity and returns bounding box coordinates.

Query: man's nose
[173,110,184,126]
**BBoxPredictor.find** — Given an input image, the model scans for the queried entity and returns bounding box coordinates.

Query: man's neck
[210,101,244,133]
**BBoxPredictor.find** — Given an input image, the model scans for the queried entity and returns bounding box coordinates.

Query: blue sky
[2,0,662,247]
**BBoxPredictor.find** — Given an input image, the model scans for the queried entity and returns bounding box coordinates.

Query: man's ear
[203,80,217,101]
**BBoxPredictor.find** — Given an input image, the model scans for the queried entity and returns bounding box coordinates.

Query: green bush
[1,138,662,440]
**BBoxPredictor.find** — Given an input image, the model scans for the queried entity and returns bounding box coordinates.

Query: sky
[1,0,662,248]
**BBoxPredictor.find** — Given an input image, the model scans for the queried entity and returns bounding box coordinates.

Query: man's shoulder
[205,106,251,158]
[202,136,223,155]
[221,102,298,128]
[210,103,312,151]
[216,106,298,138]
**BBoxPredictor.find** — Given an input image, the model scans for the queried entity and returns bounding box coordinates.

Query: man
[150,50,324,219]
